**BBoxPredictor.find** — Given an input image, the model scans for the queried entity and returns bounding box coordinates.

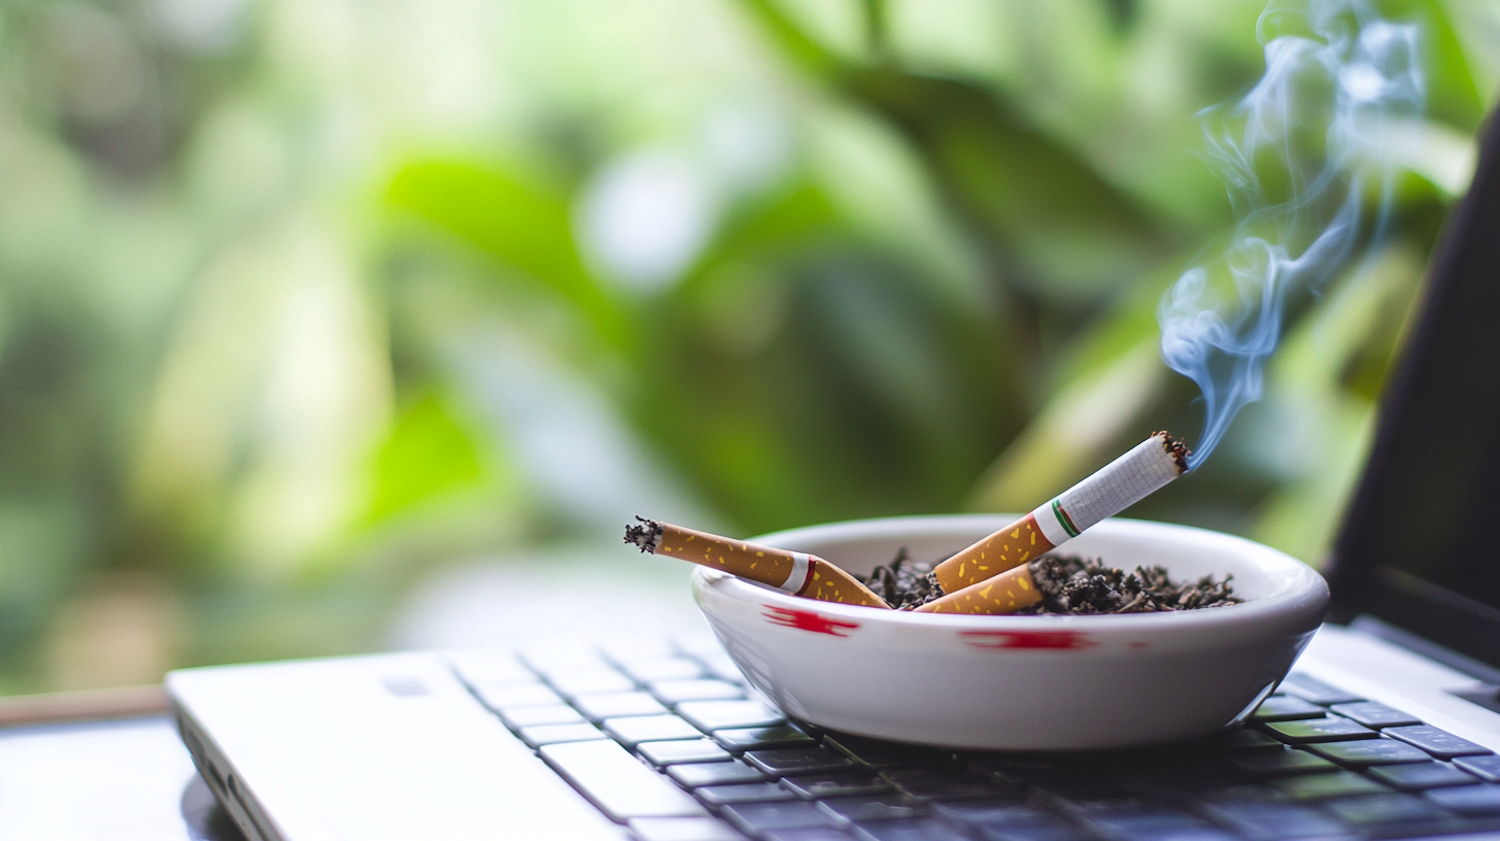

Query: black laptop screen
[1329,110,1500,667]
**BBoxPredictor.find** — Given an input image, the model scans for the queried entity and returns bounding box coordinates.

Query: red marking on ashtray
[1128,641,1149,650]
[763,605,860,637]
[960,630,1097,650]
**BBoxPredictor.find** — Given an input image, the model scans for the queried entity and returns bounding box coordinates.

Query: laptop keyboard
[449,641,1500,841]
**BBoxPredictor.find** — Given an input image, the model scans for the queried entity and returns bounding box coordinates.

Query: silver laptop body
[168,97,1500,841]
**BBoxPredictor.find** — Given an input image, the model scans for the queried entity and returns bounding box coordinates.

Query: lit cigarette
[915,432,1189,615]
[625,517,890,609]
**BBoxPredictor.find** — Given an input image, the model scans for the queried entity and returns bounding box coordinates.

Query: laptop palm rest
[170,653,619,841]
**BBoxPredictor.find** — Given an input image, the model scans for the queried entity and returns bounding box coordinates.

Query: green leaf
[841,68,1169,301]
[1391,0,1486,132]
[682,183,845,289]
[735,0,844,79]
[360,392,490,526]
[386,160,630,350]
[968,338,1165,513]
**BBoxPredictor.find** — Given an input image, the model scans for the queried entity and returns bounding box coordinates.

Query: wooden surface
[0,685,170,728]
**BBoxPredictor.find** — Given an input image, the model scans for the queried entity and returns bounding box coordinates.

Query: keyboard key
[1143,831,1241,841]
[720,801,844,834]
[620,658,705,683]
[1368,761,1482,790]
[1456,755,1500,782]
[1214,728,1284,750]
[1199,784,1284,804]
[1095,814,1236,841]
[1425,783,1500,815]
[1383,725,1494,759]
[1278,673,1363,705]
[1250,696,1326,722]
[638,738,733,766]
[471,682,563,710]
[1203,802,1348,839]
[746,747,859,778]
[518,722,607,748]
[964,755,1070,781]
[1328,701,1422,729]
[575,692,670,721]
[880,768,1005,800]
[1270,770,1388,800]
[971,820,1095,841]
[761,829,858,841]
[699,782,798,805]
[448,651,532,685]
[932,801,1050,825]
[520,642,610,673]
[781,772,890,799]
[651,679,746,704]
[823,733,953,769]
[1228,748,1339,776]
[498,704,585,728]
[693,652,748,684]
[1122,830,1239,841]
[715,725,816,752]
[852,818,971,840]
[540,740,706,822]
[678,700,785,732]
[1306,738,1432,766]
[1073,805,1203,834]
[600,637,679,663]
[628,816,744,841]
[1034,778,1139,811]
[605,715,705,746]
[1124,767,1244,800]
[673,635,728,659]
[667,760,768,788]
[814,794,926,822]
[1322,792,1446,826]
[1262,718,1376,743]
[548,668,637,697]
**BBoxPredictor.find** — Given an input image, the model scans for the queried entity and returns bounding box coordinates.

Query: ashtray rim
[695,513,1327,630]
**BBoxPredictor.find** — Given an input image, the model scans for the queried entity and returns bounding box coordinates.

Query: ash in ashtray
[861,552,1241,614]
[862,548,944,610]
[1027,556,1240,614]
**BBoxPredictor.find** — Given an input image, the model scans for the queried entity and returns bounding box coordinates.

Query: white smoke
[1159,0,1424,468]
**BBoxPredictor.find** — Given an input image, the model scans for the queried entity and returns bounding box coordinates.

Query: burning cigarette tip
[1153,431,1191,474]
[624,516,663,553]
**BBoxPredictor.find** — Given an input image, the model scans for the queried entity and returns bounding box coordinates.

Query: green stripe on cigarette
[1051,499,1080,538]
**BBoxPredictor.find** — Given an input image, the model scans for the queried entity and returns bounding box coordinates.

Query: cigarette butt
[914,563,1043,615]
[932,431,1188,596]
[797,559,889,608]
[932,513,1052,594]
[625,518,890,609]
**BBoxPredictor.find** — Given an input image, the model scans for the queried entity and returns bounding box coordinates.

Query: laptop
[166,114,1500,841]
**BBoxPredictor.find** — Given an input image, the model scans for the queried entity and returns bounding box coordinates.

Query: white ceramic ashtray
[692,514,1329,750]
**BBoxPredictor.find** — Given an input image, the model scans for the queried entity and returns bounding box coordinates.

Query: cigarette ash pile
[862,549,943,610]
[861,553,1240,614]
[1027,556,1240,614]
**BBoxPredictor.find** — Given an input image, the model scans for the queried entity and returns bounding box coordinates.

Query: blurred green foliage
[0,0,1493,691]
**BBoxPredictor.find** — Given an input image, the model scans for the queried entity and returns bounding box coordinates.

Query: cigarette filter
[916,563,1043,615]
[917,432,1188,615]
[626,518,890,609]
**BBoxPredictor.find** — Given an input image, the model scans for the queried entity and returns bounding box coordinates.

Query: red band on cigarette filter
[792,557,819,597]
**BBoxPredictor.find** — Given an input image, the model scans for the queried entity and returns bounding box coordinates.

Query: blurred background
[0,0,1492,693]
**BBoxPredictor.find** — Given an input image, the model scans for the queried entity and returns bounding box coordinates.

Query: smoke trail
[1159,0,1424,469]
